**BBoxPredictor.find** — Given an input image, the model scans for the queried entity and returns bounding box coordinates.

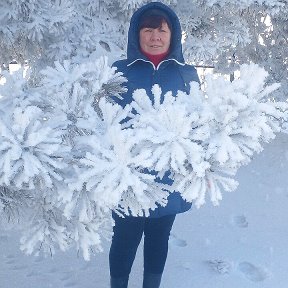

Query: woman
[109,2,200,288]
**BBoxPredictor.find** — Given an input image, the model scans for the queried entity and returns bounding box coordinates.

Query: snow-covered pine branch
[0,186,32,225]
[65,98,169,219]
[128,84,210,178]
[0,69,35,121]
[185,64,287,207]
[37,57,126,144]
[126,63,287,208]
[0,55,127,259]
[20,196,71,257]
[0,105,68,190]
[0,59,286,259]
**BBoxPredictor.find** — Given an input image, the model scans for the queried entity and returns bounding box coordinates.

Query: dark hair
[139,15,171,31]
[138,9,172,31]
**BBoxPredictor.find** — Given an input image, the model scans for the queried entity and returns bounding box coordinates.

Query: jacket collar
[127,58,185,71]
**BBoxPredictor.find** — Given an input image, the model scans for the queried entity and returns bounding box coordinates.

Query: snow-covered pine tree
[0,0,287,259]
[1,0,287,100]
[177,0,288,101]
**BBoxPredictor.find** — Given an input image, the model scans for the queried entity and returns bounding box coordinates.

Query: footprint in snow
[238,261,268,282]
[206,259,232,274]
[232,215,248,228]
[169,233,187,248]
[5,254,16,265]
[5,259,16,265]
[60,274,72,281]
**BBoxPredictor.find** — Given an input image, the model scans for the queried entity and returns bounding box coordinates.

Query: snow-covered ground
[1,132,288,288]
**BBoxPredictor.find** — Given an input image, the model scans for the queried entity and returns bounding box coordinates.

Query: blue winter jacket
[112,2,200,218]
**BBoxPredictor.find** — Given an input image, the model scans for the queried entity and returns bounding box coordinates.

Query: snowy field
[1,132,288,288]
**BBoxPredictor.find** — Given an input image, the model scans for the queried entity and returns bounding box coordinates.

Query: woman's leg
[143,214,176,274]
[109,213,145,280]
[142,214,176,287]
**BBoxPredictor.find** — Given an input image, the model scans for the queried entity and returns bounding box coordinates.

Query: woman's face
[139,21,171,55]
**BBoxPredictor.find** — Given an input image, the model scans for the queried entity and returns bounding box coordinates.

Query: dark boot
[110,276,129,288]
[143,273,162,288]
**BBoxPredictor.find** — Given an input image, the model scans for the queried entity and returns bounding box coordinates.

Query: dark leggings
[109,213,176,278]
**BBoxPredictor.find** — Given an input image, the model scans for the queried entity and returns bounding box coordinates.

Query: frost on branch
[0,62,286,258]
[205,63,284,167]
[20,196,70,257]
[194,64,286,207]
[127,83,215,208]
[66,99,168,218]
[38,57,126,144]
[129,84,210,178]
[0,69,36,121]
[0,186,31,225]
[70,214,113,261]
[0,105,68,190]
[0,56,128,259]
[127,64,287,208]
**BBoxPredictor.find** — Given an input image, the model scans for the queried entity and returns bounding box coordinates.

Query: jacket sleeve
[112,59,128,73]
[182,64,200,85]
[110,60,131,107]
